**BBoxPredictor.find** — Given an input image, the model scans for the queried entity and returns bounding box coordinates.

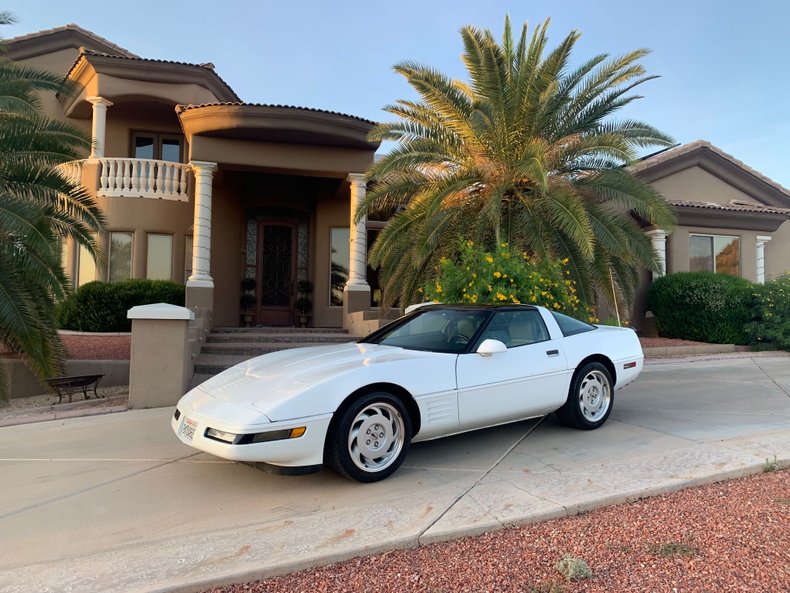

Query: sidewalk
[0,353,788,593]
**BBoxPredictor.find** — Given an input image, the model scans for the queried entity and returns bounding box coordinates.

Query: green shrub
[422,241,589,318]
[555,553,592,581]
[745,274,790,351]
[56,279,185,332]
[647,272,753,344]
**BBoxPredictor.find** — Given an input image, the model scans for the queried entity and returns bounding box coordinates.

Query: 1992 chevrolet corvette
[172,304,643,482]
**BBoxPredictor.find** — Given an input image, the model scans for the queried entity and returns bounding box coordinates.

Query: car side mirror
[477,339,507,357]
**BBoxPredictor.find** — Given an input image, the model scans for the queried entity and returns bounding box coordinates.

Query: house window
[147,233,173,280]
[184,236,193,283]
[77,243,96,287]
[367,229,382,307]
[689,234,740,276]
[330,228,350,306]
[132,132,184,163]
[108,232,133,282]
[330,227,385,307]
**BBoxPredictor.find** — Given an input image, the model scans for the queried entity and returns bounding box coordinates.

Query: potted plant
[295,280,313,327]
[240,278,256,326]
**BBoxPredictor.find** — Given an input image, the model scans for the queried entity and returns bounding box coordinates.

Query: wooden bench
[45,374,104,404]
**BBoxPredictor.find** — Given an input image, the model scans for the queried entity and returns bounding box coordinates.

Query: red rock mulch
[639,336,707,348]
[59,333,131,360]
[207,468,790,593]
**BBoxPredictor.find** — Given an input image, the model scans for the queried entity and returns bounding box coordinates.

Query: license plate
[181,417,198,442]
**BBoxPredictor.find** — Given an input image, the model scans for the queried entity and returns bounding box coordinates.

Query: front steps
[192,326,358,378]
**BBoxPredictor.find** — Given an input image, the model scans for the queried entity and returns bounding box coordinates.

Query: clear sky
[5,0,789,187]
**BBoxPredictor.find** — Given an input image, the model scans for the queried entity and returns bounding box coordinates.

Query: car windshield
[363,308,491,353]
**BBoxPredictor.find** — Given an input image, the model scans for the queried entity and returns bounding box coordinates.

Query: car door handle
[546,349,559,356]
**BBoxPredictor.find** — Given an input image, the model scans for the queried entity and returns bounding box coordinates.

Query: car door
[456,309,571,430]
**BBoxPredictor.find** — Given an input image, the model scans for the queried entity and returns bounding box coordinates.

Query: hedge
[647,272,753,345]
[745,274,790,350]
[57,279,185,332]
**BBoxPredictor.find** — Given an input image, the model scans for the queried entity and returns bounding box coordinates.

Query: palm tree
[360,17,676,311]
[0,12,105,400]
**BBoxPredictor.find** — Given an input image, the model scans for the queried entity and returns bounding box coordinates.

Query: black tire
[326,391,412,483]
[556,361,614,430]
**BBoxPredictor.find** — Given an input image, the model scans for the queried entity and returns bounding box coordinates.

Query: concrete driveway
[1,353,788,593]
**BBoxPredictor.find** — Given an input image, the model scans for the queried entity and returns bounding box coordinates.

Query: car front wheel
[326,392,412,482]
[556,361,613,430]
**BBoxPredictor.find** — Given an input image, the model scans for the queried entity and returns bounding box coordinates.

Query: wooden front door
[256,221,296,326]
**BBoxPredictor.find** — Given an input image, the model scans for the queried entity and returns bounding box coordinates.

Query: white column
[187,161,217,288]
[756,235,771,284]
[346,173,369,290]
[86,96,113,158]
[646,228,669,279]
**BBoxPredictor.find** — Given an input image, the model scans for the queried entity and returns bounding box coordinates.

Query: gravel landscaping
[206,468,790,593]
[59,332,131,359]
[0,385,129,423]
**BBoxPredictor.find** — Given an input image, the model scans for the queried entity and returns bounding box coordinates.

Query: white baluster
[146,161,158,193]
[100,160,109,193]
[142,160,149,194]
[161,163,169,196]
[112,160,119,192]
[123,160,131,194]
[129,160,137,194]
[167,163,176,196]
[179,166,187,197]
[155,161,164,197]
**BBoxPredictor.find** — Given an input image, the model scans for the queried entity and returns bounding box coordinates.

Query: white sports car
[172,304,643,482]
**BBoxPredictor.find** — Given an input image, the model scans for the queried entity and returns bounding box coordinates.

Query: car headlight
[205,427,239,443]
[205,426,306,445]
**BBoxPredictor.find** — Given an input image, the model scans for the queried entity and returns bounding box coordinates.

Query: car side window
[483,309,550,347]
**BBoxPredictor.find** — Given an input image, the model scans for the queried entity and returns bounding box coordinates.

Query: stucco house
[4,24,382,333]
[630,141,790,331]
[5,25,790,335]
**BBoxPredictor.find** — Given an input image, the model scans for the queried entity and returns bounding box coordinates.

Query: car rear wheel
[326,392,412,482]
[556,362,613,430]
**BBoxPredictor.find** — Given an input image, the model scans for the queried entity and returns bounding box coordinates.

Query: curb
[642,344,749,357]
[157,457,789,593]
[0,403,128,427]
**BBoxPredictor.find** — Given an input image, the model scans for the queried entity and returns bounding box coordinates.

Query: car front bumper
[171,407,333,469]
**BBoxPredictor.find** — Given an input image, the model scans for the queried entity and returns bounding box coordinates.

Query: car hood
[192,342,453,421]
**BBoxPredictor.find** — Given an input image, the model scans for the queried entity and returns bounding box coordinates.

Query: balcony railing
[98,158,191,201]
[56,160,84,185]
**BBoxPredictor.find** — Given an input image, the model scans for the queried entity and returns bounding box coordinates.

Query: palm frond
[365,16,673,313]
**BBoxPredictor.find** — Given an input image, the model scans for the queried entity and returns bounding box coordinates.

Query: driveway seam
[0,453,200,521]
[752,357,790,399]
[416,415,547,543]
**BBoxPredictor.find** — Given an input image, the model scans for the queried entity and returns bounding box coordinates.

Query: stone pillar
[756,235,771,284]
[646,228,669,279]
[186,161,217,317]
[343,173,371,325]
[127,303,194,408]
[86,96,113,159]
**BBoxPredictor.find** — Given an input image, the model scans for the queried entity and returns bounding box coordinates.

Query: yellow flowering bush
[424,242,584,315]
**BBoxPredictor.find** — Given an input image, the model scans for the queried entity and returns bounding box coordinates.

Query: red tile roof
[634,140,790,201]
[175,102,377,125]
[668,199,790,217]
[66,48,240,102]
[4,23,138,58]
